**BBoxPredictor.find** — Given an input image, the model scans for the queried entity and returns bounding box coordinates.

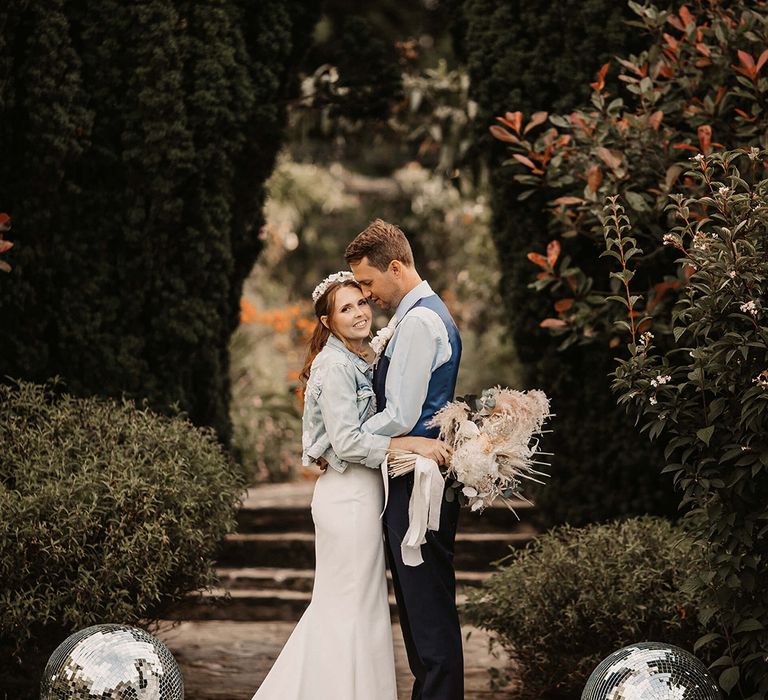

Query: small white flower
[655,374,671,385]
[649,396,658,405]
[748,146,760,160]
[754,370,768,389]
[663,233,679,246]
[740,300,759,317]
[729,270,737,278]
[369,318,397,362]
[639,331,654,346]
[693,234,708,250]
[718,186,731,196]
[693,153,705,163]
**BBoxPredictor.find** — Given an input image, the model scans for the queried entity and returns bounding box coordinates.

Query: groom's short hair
[345,219,414,271]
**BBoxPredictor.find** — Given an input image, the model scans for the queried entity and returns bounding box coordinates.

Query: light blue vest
[373,294,462,437]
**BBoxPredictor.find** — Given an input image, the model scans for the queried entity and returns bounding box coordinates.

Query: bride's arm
[315,361,391,469]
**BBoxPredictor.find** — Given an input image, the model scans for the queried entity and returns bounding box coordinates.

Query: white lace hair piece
[311,270,356,304]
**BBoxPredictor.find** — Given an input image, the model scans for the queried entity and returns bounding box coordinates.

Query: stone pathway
[156,620,519,699]
[159,479,529,698]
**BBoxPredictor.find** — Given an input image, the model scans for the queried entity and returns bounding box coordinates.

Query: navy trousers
[383,473,463,700]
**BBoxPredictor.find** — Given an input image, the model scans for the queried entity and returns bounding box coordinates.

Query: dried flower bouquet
[387,387,552,512]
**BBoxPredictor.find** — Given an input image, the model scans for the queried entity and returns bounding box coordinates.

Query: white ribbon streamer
[401,456,444,567]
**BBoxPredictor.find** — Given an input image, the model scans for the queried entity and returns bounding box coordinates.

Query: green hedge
[0,380,244,698]
[464,516,702,698]
[457,0,676,525]
[0,0,320,443]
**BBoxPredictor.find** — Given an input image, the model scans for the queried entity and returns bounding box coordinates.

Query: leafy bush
[608,150,768,697]
[463,516,701,698]
[460,0,674,527]
[0,380,244,698]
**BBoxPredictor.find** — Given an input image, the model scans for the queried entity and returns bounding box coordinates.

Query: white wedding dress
[251,464,397,700]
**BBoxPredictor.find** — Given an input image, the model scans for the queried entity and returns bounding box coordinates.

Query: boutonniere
[369,317,397,366]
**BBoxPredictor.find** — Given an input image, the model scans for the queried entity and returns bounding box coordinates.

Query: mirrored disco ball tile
[40,624,184,699]
[582,642,721,700]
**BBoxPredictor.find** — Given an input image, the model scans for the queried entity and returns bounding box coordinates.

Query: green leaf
[734,618,764,633]
[719,666,740,694]
[697,426,715,446]
[694,632,722,653]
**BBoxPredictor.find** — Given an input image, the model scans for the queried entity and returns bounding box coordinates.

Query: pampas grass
[386,387,551,512]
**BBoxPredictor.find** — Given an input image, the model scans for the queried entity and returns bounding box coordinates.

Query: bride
[251,271,450,700]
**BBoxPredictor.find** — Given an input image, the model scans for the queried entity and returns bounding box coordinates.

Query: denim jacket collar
[325,334,371,375]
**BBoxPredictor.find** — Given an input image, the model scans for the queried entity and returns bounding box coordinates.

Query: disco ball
[582,642,720,700]
[40,624,184,699]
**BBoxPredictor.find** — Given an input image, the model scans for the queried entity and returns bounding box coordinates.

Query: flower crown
[311,270,356,304]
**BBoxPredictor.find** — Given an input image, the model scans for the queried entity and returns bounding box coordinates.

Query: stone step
[216,566,492,593]
[236,500,534,534]
[216,530,535,571]
[167,588,476,623]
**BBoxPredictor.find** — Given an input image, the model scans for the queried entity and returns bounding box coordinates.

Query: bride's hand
[401,437,452,466]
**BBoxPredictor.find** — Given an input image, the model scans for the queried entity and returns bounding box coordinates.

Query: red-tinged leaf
[527,252,549,270]
[565,275,578,292]
[616,57,643,76]
[547,239,561,268]
[714,86,727,106]
[609,336,620,348]
[735,108,757,123]
[0,260,12,273]
[666,14,685,31]
[553,196,585,205]
[597,147,623,170]
[495,116,519,130]
[649,110,664,129]
[672,143,700,152]
[536,271,548,280]
[513,153,538,170]
[659,63,675,78]
[590,62,610,91]
[489,125,519,143]
[554,298,574,313]
[679,5,695,27]
[587,164,603,193]
[504,111,523,134]
[0,213,10,232]
[698,124,712,154]
[696,43,710,57]
[684,264,696,280]
[0,240,13,254]
[523,111,549,135]
[663,33,679,52]
[738,50,755,70]
[756,48,768,73]
[540,318,567,329]
[733,65,756,80]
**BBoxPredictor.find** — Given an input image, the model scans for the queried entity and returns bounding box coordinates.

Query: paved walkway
[158,479,525,698]
[156,619,520,699]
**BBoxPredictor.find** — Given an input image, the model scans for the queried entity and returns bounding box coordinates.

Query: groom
[346,219,463,700]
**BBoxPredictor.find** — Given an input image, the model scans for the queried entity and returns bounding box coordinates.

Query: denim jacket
[302,335,391,473]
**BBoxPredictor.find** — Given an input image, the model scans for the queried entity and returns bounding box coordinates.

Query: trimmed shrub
[463,516,701,698]
[0,380,244,698]
[0,0,320,443]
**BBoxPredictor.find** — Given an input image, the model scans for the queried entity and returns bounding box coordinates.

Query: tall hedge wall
[458,0,677,525]
[0,0,320,443]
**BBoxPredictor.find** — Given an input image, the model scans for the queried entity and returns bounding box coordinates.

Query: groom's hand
[409,437,452,467]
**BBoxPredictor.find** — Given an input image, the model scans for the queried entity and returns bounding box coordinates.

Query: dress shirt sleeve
[362,309,450,437]
[316,361,391,469]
